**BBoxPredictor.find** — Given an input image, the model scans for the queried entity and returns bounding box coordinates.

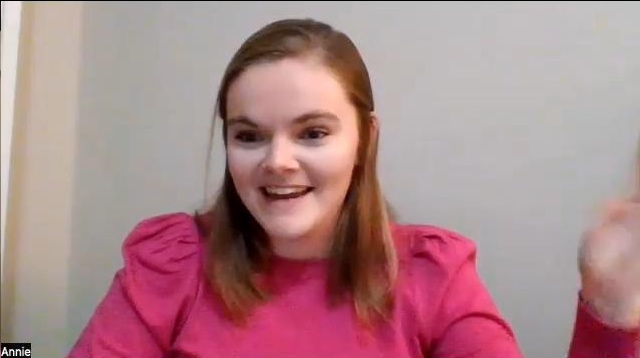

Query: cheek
[307,139,359,186]
[227,148,260,188]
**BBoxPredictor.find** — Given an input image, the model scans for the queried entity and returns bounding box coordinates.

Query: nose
[261,136,299,174]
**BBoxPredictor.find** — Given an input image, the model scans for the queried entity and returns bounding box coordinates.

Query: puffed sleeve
[568,294,640,357]
[67,213,203,357]
[404,225,524,357]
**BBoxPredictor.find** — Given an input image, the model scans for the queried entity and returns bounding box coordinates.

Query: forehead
[225,57,354,125]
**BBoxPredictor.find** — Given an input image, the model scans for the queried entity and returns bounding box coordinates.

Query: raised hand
[578,195,640,329]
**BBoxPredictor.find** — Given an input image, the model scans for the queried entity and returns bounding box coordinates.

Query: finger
[601,200,631,223]
[615,201,640,226]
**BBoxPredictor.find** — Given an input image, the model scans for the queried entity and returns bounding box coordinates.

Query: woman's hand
[578,195,640,329]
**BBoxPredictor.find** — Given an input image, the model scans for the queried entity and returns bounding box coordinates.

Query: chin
[259,216,316,242]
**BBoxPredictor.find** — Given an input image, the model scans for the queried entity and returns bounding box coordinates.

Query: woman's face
[225,57,361,259]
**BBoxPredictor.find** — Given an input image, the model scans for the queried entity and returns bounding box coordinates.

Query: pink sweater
[67,213,639,357]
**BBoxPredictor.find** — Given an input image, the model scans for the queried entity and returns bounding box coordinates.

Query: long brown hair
[196,18,397,328]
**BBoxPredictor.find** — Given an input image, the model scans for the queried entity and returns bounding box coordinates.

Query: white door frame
[1,0,24,285]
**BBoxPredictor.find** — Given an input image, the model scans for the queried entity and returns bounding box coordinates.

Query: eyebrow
[227,110,340,128]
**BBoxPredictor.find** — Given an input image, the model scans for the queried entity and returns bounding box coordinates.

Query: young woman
[67,18,639,357]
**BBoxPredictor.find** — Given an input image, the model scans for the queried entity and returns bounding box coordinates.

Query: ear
[368,111,380,139]
[358,112,380,165]
[355,112,379,167]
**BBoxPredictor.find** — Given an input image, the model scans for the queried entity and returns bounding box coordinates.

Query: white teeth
[264,187,307,195]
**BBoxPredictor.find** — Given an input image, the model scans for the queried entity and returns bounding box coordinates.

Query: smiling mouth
[260,186,314,200]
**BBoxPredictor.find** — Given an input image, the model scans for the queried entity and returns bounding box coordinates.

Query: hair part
[197,18,398,328]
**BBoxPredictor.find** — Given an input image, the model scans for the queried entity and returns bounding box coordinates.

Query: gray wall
[69,2,640,357]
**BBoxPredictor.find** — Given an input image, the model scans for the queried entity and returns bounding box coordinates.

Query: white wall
[3,2,640,357]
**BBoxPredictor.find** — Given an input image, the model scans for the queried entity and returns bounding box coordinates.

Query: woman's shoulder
[391,222,479,274]
[390,223,515,346]
[120,212,205,284]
